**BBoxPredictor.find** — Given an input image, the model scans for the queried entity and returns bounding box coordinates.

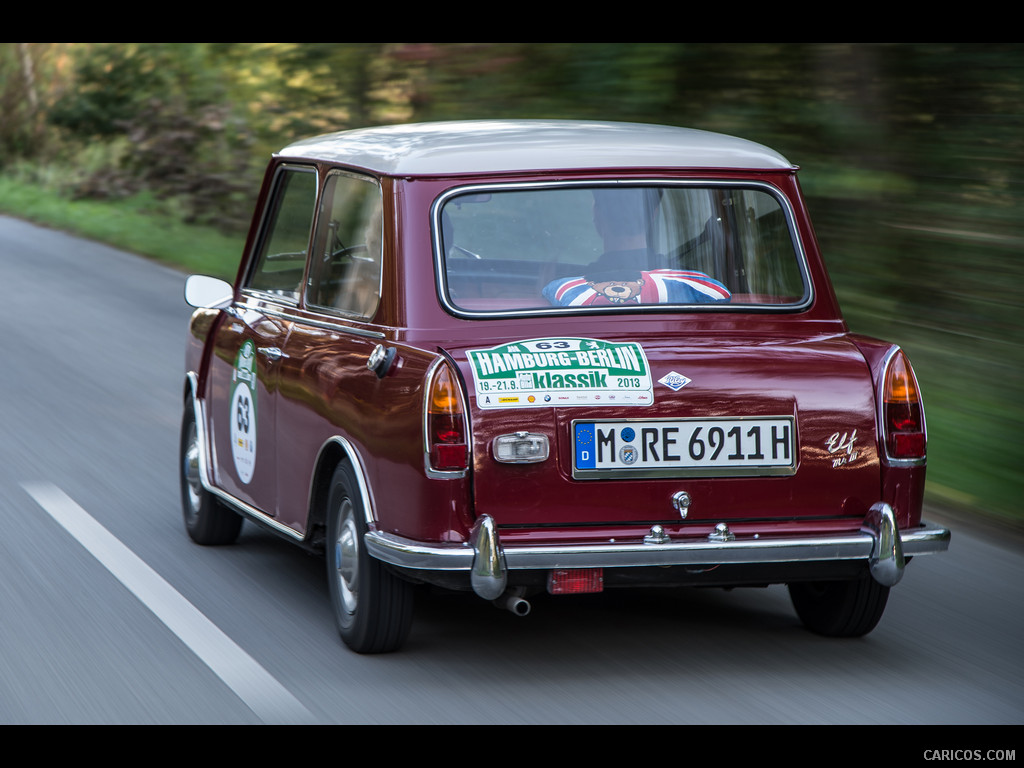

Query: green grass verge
[0,176,243,280]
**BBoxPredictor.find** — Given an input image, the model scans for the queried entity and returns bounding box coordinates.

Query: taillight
[426,361,468,472]
[882,349,926,460]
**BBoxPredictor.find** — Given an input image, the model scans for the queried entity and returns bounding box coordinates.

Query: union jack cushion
[543,269,731,307]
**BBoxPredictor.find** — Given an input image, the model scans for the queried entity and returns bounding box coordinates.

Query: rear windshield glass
[437,183,808,314]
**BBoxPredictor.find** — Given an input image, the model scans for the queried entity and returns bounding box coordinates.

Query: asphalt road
[0,214,1021,726]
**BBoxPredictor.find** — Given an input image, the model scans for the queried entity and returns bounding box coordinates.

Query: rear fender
[850,335,927,527]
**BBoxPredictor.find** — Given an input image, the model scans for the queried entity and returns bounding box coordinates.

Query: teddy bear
[585,270,645,304]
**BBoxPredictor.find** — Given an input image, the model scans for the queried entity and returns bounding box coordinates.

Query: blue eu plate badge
[575,423,596,469]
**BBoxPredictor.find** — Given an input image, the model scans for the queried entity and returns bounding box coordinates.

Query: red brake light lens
[427,363,468,471]
[883,350,926,460]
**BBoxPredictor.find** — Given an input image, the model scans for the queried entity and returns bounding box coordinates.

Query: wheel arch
[307,436,376,550]
[182,371,212,492]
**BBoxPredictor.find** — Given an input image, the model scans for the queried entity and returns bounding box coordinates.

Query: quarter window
[308,172,383,318]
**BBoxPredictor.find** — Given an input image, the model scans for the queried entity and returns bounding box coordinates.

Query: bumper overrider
[364,503,951,601]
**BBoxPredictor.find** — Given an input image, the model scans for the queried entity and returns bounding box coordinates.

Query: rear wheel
[180,398,242,545]
[326,462,413,653]
[788,576,890,637]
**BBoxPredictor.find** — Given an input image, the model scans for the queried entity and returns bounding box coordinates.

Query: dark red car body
[181,120,950,653]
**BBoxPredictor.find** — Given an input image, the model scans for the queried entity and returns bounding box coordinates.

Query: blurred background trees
[1,42,1021,523]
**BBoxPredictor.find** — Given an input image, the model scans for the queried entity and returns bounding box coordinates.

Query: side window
[308,171,383,318]
[247,166,318,301]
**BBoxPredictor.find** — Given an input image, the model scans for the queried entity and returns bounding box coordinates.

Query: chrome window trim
[248,301,386,339]
[431,178,814,319]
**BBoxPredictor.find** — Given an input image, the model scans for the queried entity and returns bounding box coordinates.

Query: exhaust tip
[493,592,531,616]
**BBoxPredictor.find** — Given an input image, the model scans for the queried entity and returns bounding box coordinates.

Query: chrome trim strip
[363,516,950,575]
[431,179,815,320]
[185,373,305,542]
[238,300,387,339]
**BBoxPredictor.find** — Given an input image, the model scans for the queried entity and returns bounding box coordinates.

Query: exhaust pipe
[493,590,531,616]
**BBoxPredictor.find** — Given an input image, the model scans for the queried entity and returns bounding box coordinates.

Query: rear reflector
[431,443,468,469]
[548,568,604,594]
[892,432,926,458]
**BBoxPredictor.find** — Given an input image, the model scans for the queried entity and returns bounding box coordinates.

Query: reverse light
[425,361,469,472]
[493,432,549,464]
[882,349,926,461]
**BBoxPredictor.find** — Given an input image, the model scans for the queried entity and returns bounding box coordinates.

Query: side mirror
[184,275,234,309]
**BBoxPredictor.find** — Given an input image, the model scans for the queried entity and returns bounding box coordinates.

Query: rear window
[435,182,809,315]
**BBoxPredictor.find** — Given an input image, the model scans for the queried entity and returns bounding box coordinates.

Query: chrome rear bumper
[364,503,951,601]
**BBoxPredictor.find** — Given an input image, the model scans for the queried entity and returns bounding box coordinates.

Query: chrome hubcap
[333,499,359,616]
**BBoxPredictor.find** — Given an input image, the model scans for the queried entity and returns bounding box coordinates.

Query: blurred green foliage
[1,42,1021,524]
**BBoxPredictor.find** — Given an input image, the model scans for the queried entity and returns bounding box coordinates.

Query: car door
[206,164,318,516]
[270,169,386,532]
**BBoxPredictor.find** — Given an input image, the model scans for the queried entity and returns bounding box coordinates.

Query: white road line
[22,482,319,725]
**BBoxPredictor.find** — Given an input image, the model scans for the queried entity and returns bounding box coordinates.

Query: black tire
[180,398,243,545]
[325,462,414,653]
[788,576,890,637]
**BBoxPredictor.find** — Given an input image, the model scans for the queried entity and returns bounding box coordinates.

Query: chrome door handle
[257,346,285,360]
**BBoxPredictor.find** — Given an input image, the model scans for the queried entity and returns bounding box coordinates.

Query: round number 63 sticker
[230,340,257,483]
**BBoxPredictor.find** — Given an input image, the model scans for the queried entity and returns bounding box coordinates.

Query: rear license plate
[572,417,797,479]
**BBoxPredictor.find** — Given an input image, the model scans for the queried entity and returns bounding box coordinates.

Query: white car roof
[277,120,795,176]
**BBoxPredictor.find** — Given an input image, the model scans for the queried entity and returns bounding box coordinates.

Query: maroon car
[181,120,950,653]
